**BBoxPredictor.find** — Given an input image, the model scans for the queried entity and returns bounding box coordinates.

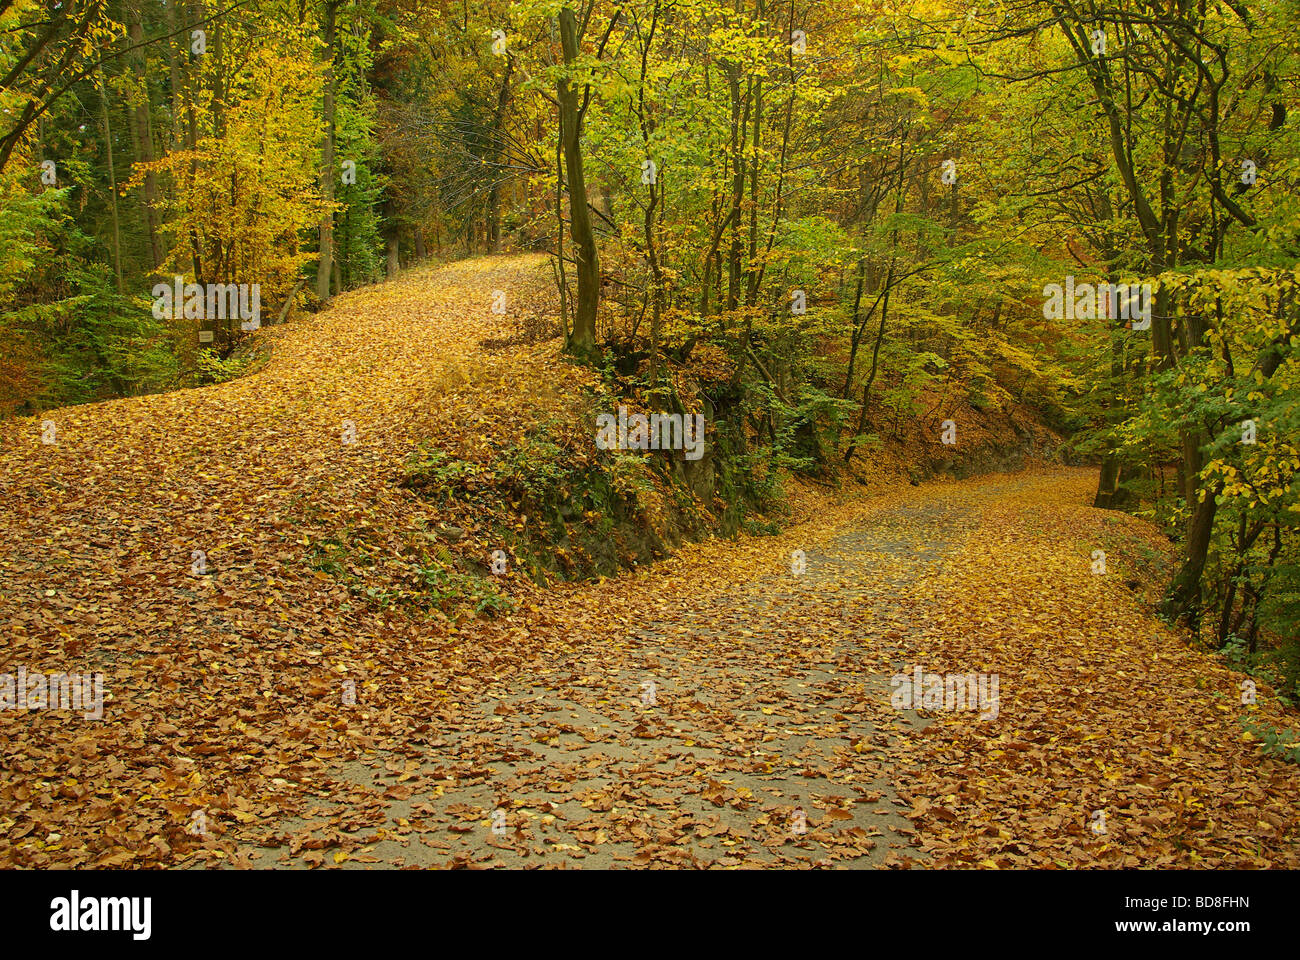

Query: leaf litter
[1,256,1296,869]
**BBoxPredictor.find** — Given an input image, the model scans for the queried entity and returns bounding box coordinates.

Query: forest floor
[1,255,1297,869]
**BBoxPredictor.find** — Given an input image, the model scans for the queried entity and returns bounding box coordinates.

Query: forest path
[1,255,1297,869]
[250,465,1300,870]
[256,481,982,869]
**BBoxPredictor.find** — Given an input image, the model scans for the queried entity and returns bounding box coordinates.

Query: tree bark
[1159,482,1221,629]
[724,65,747,313]
[558,6,599,353]
[97,67,123,293]
[487,54,514,253]
[163,0,185,149]
[125,6,163,271]
[316,0,340,300]
[386,235,400,278]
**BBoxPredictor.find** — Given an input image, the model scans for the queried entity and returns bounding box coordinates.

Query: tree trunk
[1159,483,1221,629]
[1093,270,1127,508]
[841,256,867,397]
[557,6,599,353]
[316,0,340,300]
[844,261,895,463]
[126,7,163,271]
[487,54,513,253]
[163,0,185,149]
[744,66,762,306]
[725,66,746,313]
[386,235,400,278]
[97,67,123,293]
[555,102,569,343]
[1094,454,1121,509]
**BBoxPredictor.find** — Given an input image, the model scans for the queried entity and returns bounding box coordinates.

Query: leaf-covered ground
[1,256,1296,868]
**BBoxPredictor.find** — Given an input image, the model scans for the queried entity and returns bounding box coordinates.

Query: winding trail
[2,256,1297,869]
